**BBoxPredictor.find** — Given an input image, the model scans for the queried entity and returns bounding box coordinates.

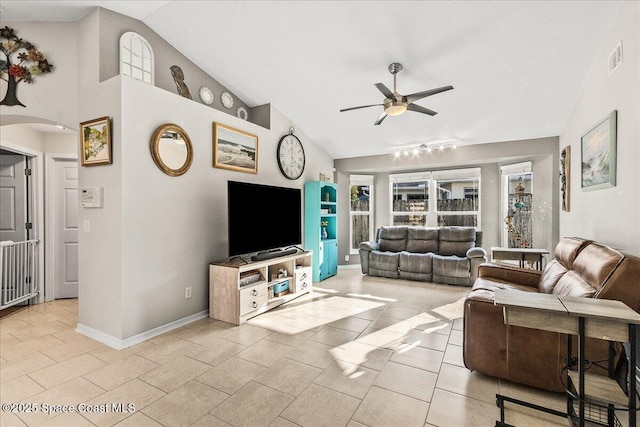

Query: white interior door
[53,159,78,299]
[0,154,27,243]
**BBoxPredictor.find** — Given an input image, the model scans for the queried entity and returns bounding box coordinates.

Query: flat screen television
[228,181,302,257]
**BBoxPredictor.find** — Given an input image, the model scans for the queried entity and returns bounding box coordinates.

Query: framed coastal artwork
[581,110,616,191]
[213,122,258,174]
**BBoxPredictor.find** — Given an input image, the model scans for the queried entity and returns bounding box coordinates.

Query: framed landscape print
[213,122,258,174]
[80,116,112,166]
[581,110,616,191]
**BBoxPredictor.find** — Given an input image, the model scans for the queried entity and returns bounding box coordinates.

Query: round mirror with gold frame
[150,124,193,176]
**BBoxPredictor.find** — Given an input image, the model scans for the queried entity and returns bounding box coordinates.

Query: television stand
[209,250,313,325]
[228,255,250,264]
[251,247,298,261]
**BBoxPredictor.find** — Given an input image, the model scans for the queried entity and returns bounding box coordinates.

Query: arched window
[119,32,154,85]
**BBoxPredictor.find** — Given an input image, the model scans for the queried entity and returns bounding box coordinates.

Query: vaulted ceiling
[1,1,622,159]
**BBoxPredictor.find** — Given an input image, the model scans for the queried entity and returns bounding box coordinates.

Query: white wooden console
[209,251,313,325]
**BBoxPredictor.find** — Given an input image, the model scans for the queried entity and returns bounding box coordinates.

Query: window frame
[433,168,481,228]
[389,168,482,228]
[349,175,374,255]
[119,32,155,85]
[389,171,432,227]
[500,162,533,247]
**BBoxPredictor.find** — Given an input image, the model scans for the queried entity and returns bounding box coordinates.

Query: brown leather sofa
[463,237,640,392]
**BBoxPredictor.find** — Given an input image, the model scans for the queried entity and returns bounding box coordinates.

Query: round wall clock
[277,128,305,180]
[221,91,234,109]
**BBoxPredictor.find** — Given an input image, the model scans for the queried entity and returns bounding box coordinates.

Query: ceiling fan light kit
[340,62,453,125]
[384,99,407,116]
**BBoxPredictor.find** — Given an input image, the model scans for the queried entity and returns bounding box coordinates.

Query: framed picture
[213,122,258,174]
[80,116,112,166]
[581,110,617,191]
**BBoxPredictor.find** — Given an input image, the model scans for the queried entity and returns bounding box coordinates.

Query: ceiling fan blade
[405,85,454,104]
[407,103,438,116]
[374,83,395,100]
[374,112,388,125]
[340,104,382,112]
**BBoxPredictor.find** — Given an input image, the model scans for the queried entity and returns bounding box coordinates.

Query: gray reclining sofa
[359,226,486,286]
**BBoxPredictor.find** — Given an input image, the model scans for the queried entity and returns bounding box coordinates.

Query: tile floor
[0,268,608,426]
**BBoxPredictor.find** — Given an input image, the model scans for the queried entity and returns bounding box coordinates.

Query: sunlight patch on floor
[312,287,340,294]
[328,298,466,377]
[346,293,397,303]
[246,278,468,380]
[247,294,386,335]
[431,298,465,320]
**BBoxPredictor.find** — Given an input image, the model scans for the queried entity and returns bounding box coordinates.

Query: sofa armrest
[466,247,486,259]
[477,263,541,288]
[467,248,487,284]
[358,241,379,275]
[359,241,379,252]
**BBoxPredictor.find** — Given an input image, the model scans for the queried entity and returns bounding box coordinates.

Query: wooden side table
[493,290,640,427]
[491,247,549,270]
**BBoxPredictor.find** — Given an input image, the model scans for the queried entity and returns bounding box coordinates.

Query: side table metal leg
[495,394,513,427]
[630,324,636,427]
[579,317,585,427]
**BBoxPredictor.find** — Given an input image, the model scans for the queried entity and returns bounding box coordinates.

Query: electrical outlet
[185,286,192,299]
[345,254,350,262]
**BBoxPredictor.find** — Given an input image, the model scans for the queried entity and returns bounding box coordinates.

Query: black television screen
[228,181,302,257]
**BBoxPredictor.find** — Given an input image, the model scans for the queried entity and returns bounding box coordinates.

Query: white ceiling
[1,1,622,159]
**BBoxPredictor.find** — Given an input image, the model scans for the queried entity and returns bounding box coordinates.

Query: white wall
[3,9,333,346]
[69,7,333,343]
[96,7,262,127]
[0,22,78,129]
[1,125,43,152]
[118,77,333,338]
[559,1,640,254]
[0,125,76,154]
[76,9,125,340]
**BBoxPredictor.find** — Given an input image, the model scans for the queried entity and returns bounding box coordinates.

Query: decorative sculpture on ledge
[170,65,192,99]
[0,26,53,107]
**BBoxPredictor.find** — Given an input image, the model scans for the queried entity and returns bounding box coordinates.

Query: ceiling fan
[340,63,454,125]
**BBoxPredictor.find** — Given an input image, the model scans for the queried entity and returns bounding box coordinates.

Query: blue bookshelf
[304,181,338,282]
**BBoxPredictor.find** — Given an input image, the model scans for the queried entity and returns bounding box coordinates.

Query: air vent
[609,42,623,74]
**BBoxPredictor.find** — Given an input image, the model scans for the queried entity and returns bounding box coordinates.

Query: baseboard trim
[338,264,361,270]
[76,310,210,350]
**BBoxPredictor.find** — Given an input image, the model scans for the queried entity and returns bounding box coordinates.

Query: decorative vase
[321,227,328,240]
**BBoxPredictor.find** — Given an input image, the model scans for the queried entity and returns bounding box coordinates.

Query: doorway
[0,145,40,309]
[0,151,31,243]
[1,122,78,306]
[47,156,79,299]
